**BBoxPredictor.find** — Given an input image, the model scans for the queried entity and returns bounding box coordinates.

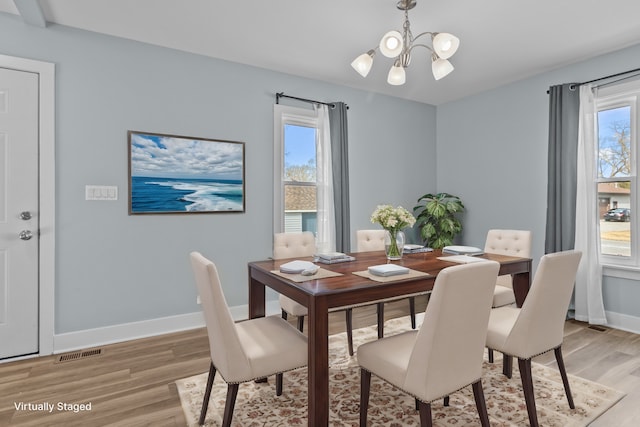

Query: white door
[0,67,39,359]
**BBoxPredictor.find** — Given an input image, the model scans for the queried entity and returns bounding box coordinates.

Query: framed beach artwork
[128,131,245,214]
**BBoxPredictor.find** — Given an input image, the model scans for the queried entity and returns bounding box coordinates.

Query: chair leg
[377,302,385,338]
[297,315,304,332]
[417,400,433,427]
[346,308,354,356]
[409,297,416,329]
[472,380,491,427]
[488,348,494,363]
[221,383,240,427]
[360,369,371,427]
[276,373,283,396]
[281,309,288,320]
[443,396,449,406]
[554,346,575,409]
[503,354,513,378]
[518,358,539,427]
[199,362,216,426]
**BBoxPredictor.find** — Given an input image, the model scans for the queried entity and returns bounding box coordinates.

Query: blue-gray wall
[4,10,639,338]
[437,43,640,328]
[0,13,436,335]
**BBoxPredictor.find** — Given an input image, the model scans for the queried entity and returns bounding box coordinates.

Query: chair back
[484,229,532,287]
[273,231,316,259]
[502,250,582,357]
[404,261,500,402]
[190,252,251,379]
[356,229,386,252]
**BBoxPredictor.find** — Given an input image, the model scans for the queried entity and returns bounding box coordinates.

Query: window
[283,123,317,233]
[273,105,320,235]
[596,81,638,265]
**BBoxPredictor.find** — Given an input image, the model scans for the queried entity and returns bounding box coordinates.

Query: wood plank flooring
[1,296,639,426]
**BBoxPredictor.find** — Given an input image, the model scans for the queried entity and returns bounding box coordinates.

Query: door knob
[19,230,33,240]
[20,211,32,220]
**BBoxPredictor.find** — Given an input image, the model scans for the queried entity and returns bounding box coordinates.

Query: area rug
[176,316,625,426]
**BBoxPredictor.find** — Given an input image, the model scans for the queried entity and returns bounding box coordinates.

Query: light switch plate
[85,185,118,201]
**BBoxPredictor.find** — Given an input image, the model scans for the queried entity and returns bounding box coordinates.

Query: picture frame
[128,130,245,214]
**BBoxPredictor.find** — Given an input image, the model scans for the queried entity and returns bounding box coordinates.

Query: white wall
[0,13,436,344]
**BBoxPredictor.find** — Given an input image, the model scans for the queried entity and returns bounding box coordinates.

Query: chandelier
[351,0,460,85]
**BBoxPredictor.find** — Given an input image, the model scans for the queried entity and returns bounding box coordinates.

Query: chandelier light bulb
[379,30,404,58]
[432,57,454,80]
[351,50,375,77]
[385,37,400,51]
[387,62,406,85]
[432,33,460,60]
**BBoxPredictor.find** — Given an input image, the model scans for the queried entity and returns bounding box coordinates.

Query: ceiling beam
[13,0,47,28]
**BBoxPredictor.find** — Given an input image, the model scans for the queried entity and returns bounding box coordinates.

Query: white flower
[370,204,416,232]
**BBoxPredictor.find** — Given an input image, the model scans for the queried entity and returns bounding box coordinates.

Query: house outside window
[596,81,637,265]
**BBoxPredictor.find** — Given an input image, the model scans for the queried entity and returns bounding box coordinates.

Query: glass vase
[384,230,405,260]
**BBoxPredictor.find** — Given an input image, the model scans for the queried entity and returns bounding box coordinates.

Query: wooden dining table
[247,250,532,426]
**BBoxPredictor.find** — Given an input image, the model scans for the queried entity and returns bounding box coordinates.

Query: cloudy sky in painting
[130,133,243,180]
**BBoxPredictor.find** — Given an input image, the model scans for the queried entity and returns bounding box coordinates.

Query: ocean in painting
[131,176,243,213]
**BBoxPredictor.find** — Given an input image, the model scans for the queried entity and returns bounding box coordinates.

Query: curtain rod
[275,92,349,109]
[580,66,640,86]
[547,66,640,93]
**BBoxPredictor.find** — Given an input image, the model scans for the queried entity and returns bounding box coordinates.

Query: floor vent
[56,348,103,363]
[588,325,607,332]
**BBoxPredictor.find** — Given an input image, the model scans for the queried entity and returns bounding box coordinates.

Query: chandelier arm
[410,31,435,44]
[407,43,434,56]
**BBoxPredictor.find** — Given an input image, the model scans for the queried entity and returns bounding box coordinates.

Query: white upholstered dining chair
[275,231,316,331]
[275,232,362,355]
[358,261,500,427]
[485,250,582,427]
[355,229,386,252]
[190,252,307,427]
[484,229,532,363]
[356,229,421,335]
[484,229,532,308]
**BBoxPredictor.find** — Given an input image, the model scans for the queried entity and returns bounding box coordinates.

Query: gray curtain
[545,84,580,253]
[328,102,351,252]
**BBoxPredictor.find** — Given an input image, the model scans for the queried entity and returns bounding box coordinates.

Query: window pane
[598,106,631,178]
[283,124,317,234]
[599,181,631,256]
[284,124,316,183]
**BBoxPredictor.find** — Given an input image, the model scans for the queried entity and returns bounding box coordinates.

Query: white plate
[280,260,317,274]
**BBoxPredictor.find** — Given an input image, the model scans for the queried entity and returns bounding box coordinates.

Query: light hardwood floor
[1,296,639,426]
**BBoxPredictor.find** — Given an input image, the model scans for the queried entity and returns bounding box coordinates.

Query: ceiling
[3,0,640,105]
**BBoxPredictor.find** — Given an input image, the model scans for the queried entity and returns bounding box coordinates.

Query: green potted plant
[413,192,465,250]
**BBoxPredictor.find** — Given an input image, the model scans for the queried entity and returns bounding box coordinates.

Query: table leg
[512,260,532,308]
[308,296,329,426]
[248,267,265,319]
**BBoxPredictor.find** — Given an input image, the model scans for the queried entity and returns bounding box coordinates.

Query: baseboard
[601,310,640,335]
[52,300,282,354]
[28,304,640,357]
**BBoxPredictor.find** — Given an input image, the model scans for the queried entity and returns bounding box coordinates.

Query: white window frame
[273,104,320,233]
[596,79,640,274]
